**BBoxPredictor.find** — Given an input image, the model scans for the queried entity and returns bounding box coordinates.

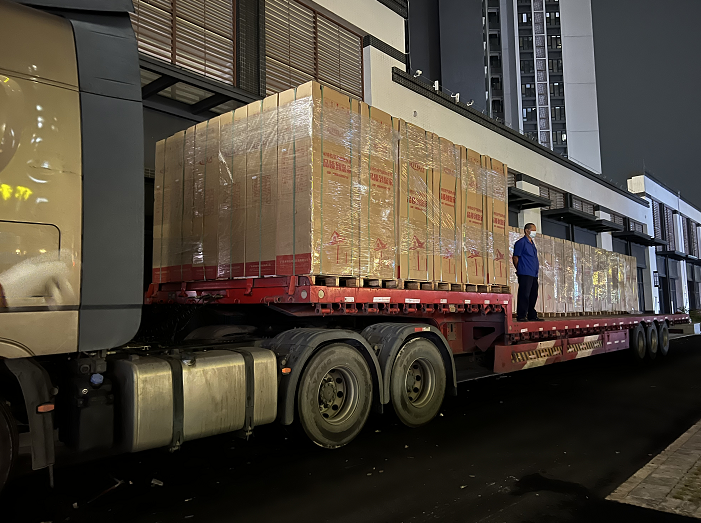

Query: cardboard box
[190,121,208,281]
[397,120,433,283]
[152,139,165,284]
[216,111,234,279]
[203,116,221,280]
[573,242,584,313]
[462,148,485,284]
[230,107,247,277]
[562,240,575,313]
[432,135,461,284]
[582,244,593,313]
[245,96,278,277]
[274,81,360,277]
[181,126,196,281]
[553,238,565,313]
[540,235,555,313]
[162,130,185,283]
[483,156,508,285]
[360,103,397,279]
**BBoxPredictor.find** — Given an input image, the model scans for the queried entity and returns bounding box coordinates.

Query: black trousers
[517,274,539,320]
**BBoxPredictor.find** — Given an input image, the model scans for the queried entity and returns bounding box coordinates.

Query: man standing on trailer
[512,223,543,322]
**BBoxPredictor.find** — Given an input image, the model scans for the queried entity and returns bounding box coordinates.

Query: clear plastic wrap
[359,103,399,279]
[462,148,486,284]
[540,235,555,313]
[152,139,165,284]
[216,112,234,279]
[573,242,584,313]
[553,238,566,313]
[162,130,185,283]
[508,227,521,309]
[483,156,508,285]
[431,135,461,284]
[181,125,196,281]
[398,120,433,283]
[582,244,594,313]
[203,116,221,280]
[562,240,575,313]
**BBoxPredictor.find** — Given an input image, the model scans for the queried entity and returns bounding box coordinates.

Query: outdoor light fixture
[413,69,422,78]
[434,80,439,91]
[466,99,475,107]
[451,93,460,103]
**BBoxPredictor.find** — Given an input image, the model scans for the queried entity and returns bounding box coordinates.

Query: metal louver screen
[611,213,624,226]
[507,171,516,188]
[682,216,690,254]
[539,186,564,210]
[664,206,676,251]
[265,0,363,99]
[131,0,235,85]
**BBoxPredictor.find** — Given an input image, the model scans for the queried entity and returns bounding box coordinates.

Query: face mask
[529,231,537,239]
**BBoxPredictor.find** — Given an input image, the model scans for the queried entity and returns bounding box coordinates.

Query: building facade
[129,0,698,314]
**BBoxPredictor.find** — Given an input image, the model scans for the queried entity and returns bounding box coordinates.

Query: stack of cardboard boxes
[507,227,639,315]
[152,80,509,289]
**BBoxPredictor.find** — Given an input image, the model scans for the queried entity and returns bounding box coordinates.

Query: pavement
[4,336,701,523]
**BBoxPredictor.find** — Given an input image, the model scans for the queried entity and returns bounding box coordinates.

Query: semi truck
[0,0,690,493]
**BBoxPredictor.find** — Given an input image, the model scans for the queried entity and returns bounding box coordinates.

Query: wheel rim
[404,358,436,408]
[637,332,645,358]
[650,331,658,355]
[317,367,358,425]
[662,329,669,353]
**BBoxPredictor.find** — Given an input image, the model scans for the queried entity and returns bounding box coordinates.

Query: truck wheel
[0,399,18,493]
[646,323,659,361]
[390,338,446,428]
[658,322,670,357]
[297,344,372,449]
[630,323,646,363]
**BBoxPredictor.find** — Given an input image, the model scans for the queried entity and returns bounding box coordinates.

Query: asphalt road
[3,337,701,523]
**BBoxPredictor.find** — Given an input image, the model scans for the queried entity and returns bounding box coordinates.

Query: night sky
[591,0,701,206]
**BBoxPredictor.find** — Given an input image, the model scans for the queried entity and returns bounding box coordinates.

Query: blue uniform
[513,236,538,277]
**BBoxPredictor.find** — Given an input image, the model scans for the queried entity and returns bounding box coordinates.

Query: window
[522,107,537,122]
[492,99,503,114]
[490,55,502,70]
[550,81,564,97]
[265,0,363,99]
[548,58,563,73]
[491,77,503,91]
[520,60,534,74]
[546,11,560,25]
[689,220,699,257]
[520,12,532,25]
[519,36,533,50]
[521,83,535,97]
[489,33,501,49]
[551,105,565,121]
[553,130,567,144]
[547,35,562,49]
[131,0,236,85]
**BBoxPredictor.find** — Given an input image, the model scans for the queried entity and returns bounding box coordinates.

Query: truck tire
[646,322,659,361]
[658,322,670,357]
[297,344,373,449]
[0,399,18,493]
[390,338,446,428]
[630,323,646,363]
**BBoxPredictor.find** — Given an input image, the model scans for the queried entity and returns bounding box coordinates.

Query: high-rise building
[409,0,602,172]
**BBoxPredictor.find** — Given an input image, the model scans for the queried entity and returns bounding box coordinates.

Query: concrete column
[673,212,690,311]
[516,180,542,232]
[645,246,659,314]
[595,209,612,250]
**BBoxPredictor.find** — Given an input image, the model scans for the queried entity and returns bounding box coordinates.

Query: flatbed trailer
[147,275,689,378]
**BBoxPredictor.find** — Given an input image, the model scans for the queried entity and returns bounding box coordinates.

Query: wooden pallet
[308,275,364,288]
[365,278,401,289]
[435,282,465,292]
[402,280,436,291]
[488,284,511,294]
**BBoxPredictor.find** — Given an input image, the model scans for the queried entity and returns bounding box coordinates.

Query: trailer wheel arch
[262,329,384,426]
[360,323,458,405]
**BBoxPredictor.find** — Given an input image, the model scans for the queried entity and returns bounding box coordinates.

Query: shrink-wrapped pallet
[483,156,508,285]
[462,148,486,284]
[359,103,399,280]
[553,238,566,313]
[152,139,165,284]
[562,240,575,313]
[540,236,555,313]
[162,130,185,282]
[431,135,461,284]
[508,227,521,311]
[397,120,433,283]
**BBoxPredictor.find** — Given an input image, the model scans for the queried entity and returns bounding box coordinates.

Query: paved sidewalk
[608,418,701,518]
